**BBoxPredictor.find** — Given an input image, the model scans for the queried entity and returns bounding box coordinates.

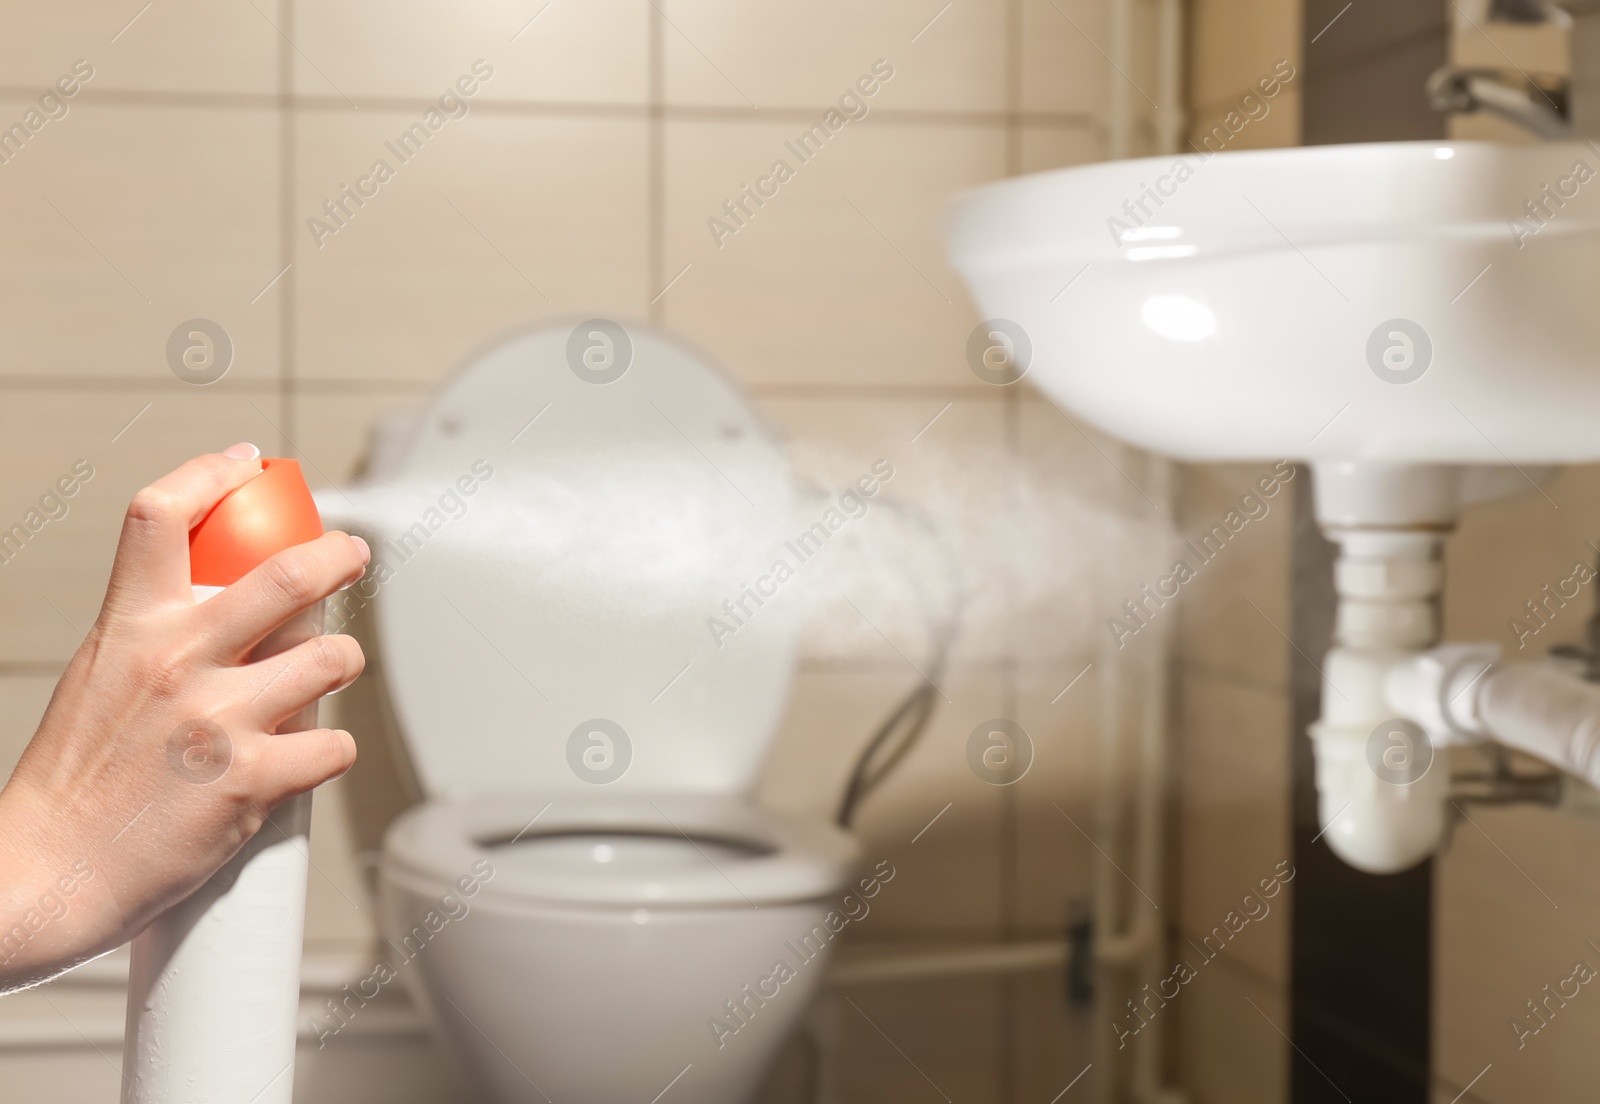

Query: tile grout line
[0,84,1101,130]
[1005,0,1025,176]
[0,377,1023,398]
[647,0,665,326]
[277,0,296,454]
[999,5,1023,1097]
[999,341,1023,1104]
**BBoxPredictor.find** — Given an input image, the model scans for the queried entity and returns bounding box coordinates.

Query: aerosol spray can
[122,458,328,1104]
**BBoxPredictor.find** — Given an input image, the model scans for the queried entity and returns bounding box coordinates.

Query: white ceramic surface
[947,140,1600,464]
[379,796,860,1104]
[385,795,856,908]
[334,321,801,802]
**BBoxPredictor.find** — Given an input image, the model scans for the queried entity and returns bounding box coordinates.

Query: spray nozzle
[188,458,324,587]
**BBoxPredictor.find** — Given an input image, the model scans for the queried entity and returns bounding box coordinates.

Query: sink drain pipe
[1309,524,1452,872]
[1307,464,1461,873]
[121,459,327,1104]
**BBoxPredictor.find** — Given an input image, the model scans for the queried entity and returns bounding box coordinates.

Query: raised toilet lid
[346,321,801,801]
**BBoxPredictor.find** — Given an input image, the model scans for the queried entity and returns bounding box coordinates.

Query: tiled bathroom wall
[1432,11,1600,1103]
[1170,0,1301,1100]
[0,0,1167,1100]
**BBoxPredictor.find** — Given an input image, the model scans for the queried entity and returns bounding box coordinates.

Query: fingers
[104,447,265,614]
[236,633,365,731]
[195,532,370,660]
[242,727,357,808]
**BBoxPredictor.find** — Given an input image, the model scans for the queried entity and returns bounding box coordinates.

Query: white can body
[120,587,322,1104]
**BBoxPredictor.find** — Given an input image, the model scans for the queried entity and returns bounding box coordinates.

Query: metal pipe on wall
[1129,458,1183,1104]
[1155,0,1186,154]
[1090,628,1127,1104]
[1089,451,1185,1104]
[1109,0,1135,158]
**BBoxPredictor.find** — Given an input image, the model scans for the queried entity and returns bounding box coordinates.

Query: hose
[823,490,963,829]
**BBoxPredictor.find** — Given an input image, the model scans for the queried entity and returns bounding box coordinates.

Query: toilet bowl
[381,796,857,1103]
[332,321,860,1103]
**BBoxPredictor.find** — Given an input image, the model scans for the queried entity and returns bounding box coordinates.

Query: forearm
[0,781,117,993]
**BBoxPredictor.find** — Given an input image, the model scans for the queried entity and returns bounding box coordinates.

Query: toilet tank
[335,322,801,802]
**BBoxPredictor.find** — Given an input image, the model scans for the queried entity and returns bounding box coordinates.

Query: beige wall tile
[318,628,424,856]
[291,0,648,105]
[817,977,1004,1101]
[0,390,284,663]
[1189,86,1301,153]
[1012,971,1097,1101]
[292,1035,455,1103]
[753,394,1008,667]
[1188,0,1301,112]
[1013,663,1100,932]
[1016,388,1165,519]
[303,776,377,945]
[750,1031,812,1103]
[848,676,1004,936]
[1175,461,1294,691]
[1020,0,1113,115]
[763,668,1006,935]
[1176,671,1291,989]
[758,669,892,823]
[1178,956,1289,1104]
[0,1051,121,1104]
[661,118,1005,389]
[291,390,431,492]
[1016,393,1176,669]
[1019,124,1104,173]
[294,112,649,384]
[661,1,1006,112]
[1019,0,1168,154]
[1185,0,1300,152]
[1443,464,1600,656]
[0,104,280,382]
[1436,800,1600,1102]
[0,1,277,96]
[0,675,57,782]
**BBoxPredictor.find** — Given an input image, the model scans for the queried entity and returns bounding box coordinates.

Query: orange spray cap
[189,458,325,587]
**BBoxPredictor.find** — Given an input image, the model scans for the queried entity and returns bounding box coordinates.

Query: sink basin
[947,140,1600,465]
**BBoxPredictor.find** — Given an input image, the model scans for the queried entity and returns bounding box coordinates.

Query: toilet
[343,321,860,1103]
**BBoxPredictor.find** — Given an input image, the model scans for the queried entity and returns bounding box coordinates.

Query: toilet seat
[384,795,858,910]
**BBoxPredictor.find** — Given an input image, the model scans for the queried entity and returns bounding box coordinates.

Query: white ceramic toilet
[337,322,859,1103]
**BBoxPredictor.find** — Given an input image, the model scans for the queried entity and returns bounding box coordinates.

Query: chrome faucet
[1428,0,1599,138]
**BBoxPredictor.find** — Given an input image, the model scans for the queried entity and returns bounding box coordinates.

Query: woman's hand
[0,445,368,992]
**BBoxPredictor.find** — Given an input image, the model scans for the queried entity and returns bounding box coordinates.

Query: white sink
[947,140,1600,465]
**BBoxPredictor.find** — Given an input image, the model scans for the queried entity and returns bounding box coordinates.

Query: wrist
[0,782,110,991]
